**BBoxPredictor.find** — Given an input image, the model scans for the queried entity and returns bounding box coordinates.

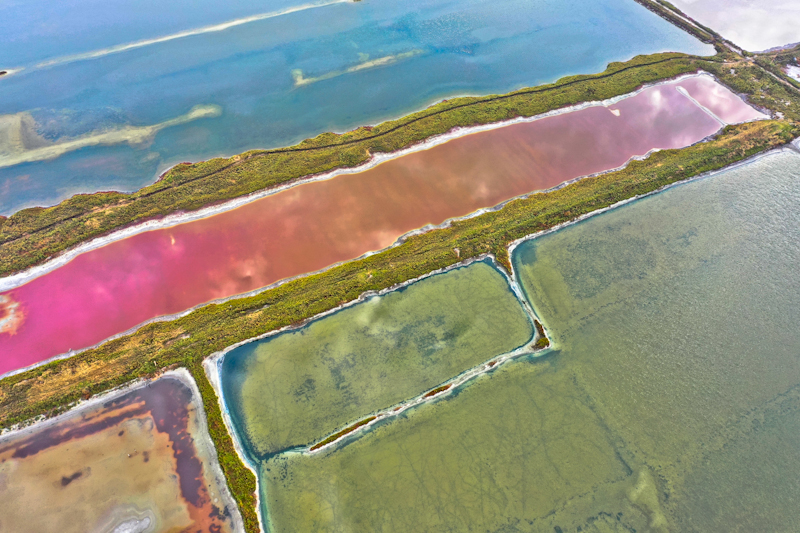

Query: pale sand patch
[293,50,424,87]
[0,294,23,336]
[0,71,759,302]
[0,105,221,169]
[0,68,23,78]
[34,0,352,70]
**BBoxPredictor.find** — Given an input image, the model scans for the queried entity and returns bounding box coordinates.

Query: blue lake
[0,0,712,214]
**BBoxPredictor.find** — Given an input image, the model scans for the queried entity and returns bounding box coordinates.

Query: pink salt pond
[676,74,767,124]
[0,76,765,375]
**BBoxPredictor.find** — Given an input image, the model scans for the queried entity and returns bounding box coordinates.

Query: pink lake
[0,76,765,375]
[676,74,766,124]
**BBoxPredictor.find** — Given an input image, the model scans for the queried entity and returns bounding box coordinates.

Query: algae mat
[220,259,534,459]
[261,150,800,532]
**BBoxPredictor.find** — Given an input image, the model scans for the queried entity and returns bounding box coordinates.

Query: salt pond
[260,149,800,531]
[0,371,241,532]
[0,75,764,376]
[668,0,800,51]
[0,0,713,214]
[218,259,534,460]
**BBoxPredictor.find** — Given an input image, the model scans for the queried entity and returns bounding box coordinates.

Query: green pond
[220,259,534,459]
[260,149,800,532]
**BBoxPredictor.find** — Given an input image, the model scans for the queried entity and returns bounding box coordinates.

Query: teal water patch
[260,150,800,531]
[220,259,534,460]
[0,0,713,214]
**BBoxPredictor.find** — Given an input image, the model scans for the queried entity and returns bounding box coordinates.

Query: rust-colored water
[0,376,238,532]
[0,77,760,374]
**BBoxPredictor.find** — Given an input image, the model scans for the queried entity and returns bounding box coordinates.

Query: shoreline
[0,120,795,531]
[5,141,796,529]
[202,141,797,468]
[247,143,800,529]
[0,10,797,531]
[0,52,726,281]
[0,70,738,294]
[145,48,708,190]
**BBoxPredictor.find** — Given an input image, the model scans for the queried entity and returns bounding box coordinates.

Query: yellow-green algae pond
[219,259,535,460]
[248,148,800,532]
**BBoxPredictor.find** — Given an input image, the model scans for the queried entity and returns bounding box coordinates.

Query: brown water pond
[0,373,240,532]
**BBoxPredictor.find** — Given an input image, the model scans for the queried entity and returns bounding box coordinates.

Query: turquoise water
[259,150,800,531]
[0,0,712,214]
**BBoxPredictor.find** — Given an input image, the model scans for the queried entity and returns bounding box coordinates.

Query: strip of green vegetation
[753,44,800,92]
[0,51,719,277]
[309,417,378,452]
[1,118,796,533]
[188,363,261,533]
[701,60,800,121]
